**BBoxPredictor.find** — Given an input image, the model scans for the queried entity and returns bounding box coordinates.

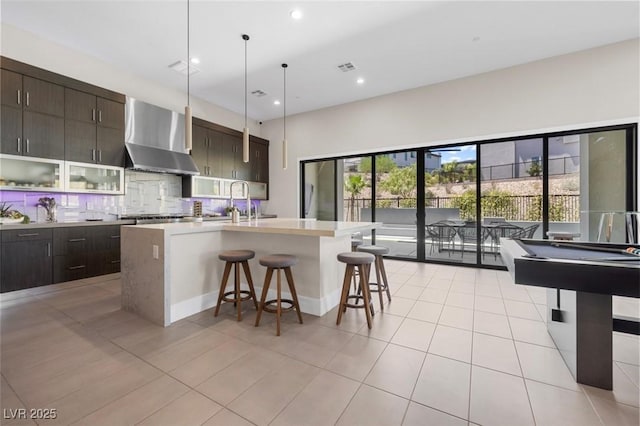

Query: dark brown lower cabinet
[53,225,121,283]
[0,229,52,293]
[88,225,121,277]
[0,225,122,292]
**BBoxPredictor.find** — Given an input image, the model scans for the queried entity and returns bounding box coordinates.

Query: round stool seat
[219,250,255,262]
[357,245,389,256]
[338,252,375,265]
[259,254,297,268]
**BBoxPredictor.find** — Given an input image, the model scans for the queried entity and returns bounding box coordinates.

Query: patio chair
[426,221,457,257]
[511,223,540,239]
[486,223,523,257]
[457,222,487,258]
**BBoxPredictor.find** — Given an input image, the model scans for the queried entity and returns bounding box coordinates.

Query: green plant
[0,202,12,217]
[358,156,397,173]
[482,190,516,219]
[375,199,393,208]
[379,164,416,199]
[344,174,367,221]
[0,202,23,219]
[452,189,517,220]
[527,159,542,177]
[451,190,476,220]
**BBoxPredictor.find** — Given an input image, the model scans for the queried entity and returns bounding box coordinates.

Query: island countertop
[125,218,380,237]
[121,217,380,325]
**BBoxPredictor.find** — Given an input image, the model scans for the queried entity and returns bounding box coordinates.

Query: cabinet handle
[92,108,96,122]
[91,149,96,161]
[18,233,39,237]
[98,110,102,123]
[98,150,102,163]
[68,238,86,242]
[25,91,30,107]
[110,260,121,264]
[68,265,86,270]
[25,139,29,153]
[17,89,21,105]
[110,235,120,239]
[17,137,21,153]
[47,242,51,257]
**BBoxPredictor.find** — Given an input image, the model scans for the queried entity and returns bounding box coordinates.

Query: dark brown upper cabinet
[191,125,223,177]
[65,88,124,166]
[250,141,269,183]
[221,134,250,180]
[0,70,64,159]
[190,117,269,187]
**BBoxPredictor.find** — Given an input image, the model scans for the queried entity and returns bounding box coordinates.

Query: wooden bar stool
[214,250,258,321]
[255,254,303,336]
[336,251,375,329]
[357,245,391,311]
[351,233,364,292]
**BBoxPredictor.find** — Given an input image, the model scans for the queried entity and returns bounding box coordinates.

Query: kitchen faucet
[229,180,251,220]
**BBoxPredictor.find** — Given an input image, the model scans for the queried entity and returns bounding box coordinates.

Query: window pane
[375,152,417,258]
[303,160,335,220]
[549,130,627,242]
[425,145,477,264]
[480,139,543,266]
[340,157,373,243]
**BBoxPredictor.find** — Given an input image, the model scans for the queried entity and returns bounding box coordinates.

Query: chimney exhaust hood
[124,97,199,175]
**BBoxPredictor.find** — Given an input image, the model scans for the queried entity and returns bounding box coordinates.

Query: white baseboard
[170,284,342,324]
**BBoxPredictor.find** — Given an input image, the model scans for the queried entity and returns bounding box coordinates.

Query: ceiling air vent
[168,60,200,75]
[251,90,267,97]
[337,62,356,72]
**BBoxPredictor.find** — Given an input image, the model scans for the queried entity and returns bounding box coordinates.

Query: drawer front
[53,254,88,283]
[53,227,87,255]
[1,228,52,243]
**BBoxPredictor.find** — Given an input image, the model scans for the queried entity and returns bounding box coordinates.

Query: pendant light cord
[282,63,288,140]
[243,34,249,128]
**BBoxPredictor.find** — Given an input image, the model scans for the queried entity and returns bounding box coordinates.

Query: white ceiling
[2,1,639,121]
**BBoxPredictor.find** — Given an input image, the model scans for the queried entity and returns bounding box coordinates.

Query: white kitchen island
[121,218,379,326]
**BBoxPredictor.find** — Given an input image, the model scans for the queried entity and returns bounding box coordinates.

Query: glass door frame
[300,122,637,269]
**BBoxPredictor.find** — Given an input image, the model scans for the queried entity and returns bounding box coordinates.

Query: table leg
[547,289,613,390]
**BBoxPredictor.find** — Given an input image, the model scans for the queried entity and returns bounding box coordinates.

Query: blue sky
[438,145,476,164]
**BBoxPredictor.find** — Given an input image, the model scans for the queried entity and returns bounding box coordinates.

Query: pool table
[501,238,640,390]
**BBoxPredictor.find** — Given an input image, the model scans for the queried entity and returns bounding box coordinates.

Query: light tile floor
[1,261,639,425]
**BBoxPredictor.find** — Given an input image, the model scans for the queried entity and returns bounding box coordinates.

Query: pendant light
[184,0,192,151]
[282,63,288,170]
[242,34,250,163]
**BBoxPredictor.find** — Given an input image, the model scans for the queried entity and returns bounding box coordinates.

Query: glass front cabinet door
[65,161,124,194]
[0,154,65,191]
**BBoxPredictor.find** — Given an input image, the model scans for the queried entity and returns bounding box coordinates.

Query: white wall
[262,39,640,218]
[0,24,259,136]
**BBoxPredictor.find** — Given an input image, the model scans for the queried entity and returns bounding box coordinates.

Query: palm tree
[344,174,366,221]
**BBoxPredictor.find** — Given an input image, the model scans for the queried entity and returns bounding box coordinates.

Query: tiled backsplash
[0,170,265,223]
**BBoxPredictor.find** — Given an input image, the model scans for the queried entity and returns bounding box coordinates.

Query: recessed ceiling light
[356,78,365,85]
[190,57,200,64]
[290,9,303,20]
[274,100,281,105]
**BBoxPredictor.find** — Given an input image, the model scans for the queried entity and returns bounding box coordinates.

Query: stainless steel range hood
[124,98,199,175]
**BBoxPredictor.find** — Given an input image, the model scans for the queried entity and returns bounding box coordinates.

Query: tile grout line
[502,284,539,426]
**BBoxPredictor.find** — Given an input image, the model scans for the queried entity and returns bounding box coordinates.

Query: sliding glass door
[374,152,418,259]
[300,124,636,269]
[480,139,543,266]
